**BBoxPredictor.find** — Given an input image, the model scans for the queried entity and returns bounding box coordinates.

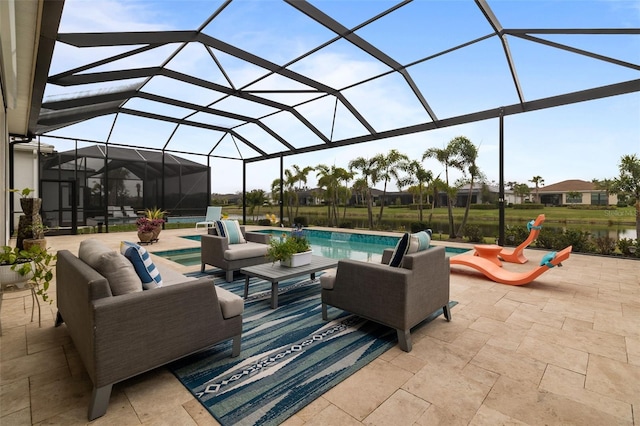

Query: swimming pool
[154,229,470,266]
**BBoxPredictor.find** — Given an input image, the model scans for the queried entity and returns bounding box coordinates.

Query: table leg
[311,272,316,280]
[244,276,250,299]
[271,282,279,309]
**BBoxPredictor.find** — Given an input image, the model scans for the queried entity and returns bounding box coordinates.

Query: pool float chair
[450,245,572,286]
[499,214,545,264]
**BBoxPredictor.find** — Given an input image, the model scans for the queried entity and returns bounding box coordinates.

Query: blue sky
[42,0,640,194]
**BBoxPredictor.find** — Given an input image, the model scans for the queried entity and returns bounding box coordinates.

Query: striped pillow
[214,220,246,244]
[407,230,432,254]
[120,241,163,289]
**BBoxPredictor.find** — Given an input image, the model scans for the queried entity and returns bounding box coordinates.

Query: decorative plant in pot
[136,217,156,244]
[266,226,312,267]
[144,207,167,241]
[9,188,44,250]
[0,245,56,303]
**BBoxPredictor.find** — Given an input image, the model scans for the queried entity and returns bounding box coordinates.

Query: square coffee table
[240,255,338,309]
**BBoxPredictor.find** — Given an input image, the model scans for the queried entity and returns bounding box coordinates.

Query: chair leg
[54,311,64,327]
[225,270,234,282]
[88,384,113,421]
[397,329,412,352]
[443,304,452,322]
[322,303,328,321]
[201,263,205,273]
[231,334,241,357]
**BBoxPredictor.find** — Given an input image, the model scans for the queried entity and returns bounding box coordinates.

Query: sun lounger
[450,245,572,285]
[195,206,222,229]
[500,214,545,264]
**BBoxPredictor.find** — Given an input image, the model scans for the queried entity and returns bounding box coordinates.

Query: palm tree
[376,149,409,223]
[349,156,379,229]
[529,176,545,203]
[291,165,314,217]
[612,154,640,237]
[246,189,266,220]
[423,140,463,238]
[449,136,480,236]
[399,160,433,222]
[514,183,531,203]
[316,165,352,227]
[351,178,367,206]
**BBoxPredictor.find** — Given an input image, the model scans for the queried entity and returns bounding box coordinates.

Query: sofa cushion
[120,241,163,290]
[224,242,269,260]
[214,220,246,244]
[79,239,142,295]
[215,286,244,319]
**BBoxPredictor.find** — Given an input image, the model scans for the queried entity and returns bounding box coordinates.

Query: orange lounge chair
[500,214,545,264]
[450,246,572,285]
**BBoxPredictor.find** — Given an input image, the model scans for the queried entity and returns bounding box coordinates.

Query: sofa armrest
[245,231,271,244]
[91,278,233,387]
[201,234,228,264]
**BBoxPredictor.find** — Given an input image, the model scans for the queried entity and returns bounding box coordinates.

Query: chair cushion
[120,241,163,289]
[215,286,244,319]
[79,239,142,295]
[214,220,246,244]
[224,242,269,260]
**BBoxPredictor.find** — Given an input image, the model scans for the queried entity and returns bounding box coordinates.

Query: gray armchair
[201,226,272,281]
[320,245,451,352]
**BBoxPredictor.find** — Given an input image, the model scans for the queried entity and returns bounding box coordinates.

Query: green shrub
[505,225,530,247]
[513,203,544,210]
[593,235,616,255]
[618,238,639,257]
[410,222,430,233]
[560,229,594,253]
[293,216,308,227]
[338,221,352,228]
[470,204,498,210]
[257,219,271,226]
[462,224,483,243]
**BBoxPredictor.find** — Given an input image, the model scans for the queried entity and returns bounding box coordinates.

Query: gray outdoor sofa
[320,245,451,352]
[201,226,272,281]
[55,239,243,420]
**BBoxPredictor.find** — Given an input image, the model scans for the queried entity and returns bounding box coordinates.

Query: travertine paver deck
[0,227,638,425]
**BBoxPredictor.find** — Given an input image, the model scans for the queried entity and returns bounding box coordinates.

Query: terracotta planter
[151,226,161,241]
[138,231,154,243]
[281,250,312,267]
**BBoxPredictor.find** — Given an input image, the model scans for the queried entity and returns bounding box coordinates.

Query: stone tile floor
[1,227,638,425]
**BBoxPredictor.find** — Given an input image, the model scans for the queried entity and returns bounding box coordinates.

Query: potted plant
[23,223,49,251]
[0,245,56,303]
[144,207,167,240]
[266,227,312,267]
[136,217,156,244]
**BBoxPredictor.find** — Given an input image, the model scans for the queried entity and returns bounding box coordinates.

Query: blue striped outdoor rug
[169,269,456,426]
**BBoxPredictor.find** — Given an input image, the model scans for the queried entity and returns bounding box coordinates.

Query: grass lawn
[228,205,637,227]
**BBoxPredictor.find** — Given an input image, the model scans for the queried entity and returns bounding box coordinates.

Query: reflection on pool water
[154,229,471,267]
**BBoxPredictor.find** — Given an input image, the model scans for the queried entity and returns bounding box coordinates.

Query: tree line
[241,139,640,239]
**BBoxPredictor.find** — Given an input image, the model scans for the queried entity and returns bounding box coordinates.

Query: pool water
[155,229,470,267]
